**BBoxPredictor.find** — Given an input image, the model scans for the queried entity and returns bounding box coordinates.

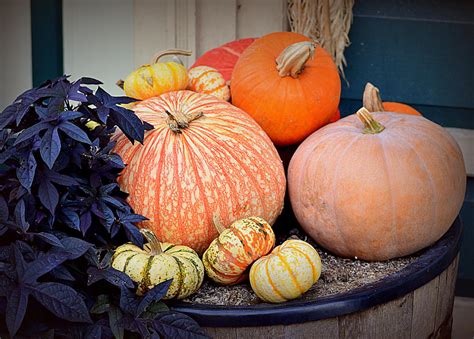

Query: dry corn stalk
[288,0,354,82]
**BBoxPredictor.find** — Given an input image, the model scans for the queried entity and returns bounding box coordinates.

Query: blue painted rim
[170,217,462,327]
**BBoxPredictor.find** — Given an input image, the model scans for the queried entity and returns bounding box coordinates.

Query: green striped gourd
[111,229,204,299]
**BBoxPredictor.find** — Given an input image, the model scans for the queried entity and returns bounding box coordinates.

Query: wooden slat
[176,0,197,66]
[411,275,439,338]
[195,0,237,57]
[338,294,413,338]
[63,0,134,96]
[236,0,288,38]
[434,255,459,338]
[0,0,32,109]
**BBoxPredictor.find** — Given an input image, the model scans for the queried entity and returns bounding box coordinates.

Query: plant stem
[356,107,385,134]
[275,41,316,78]
[165,110,203,133]
[152,49,192,64]
[363,82,385,112]
[140,229,163,255]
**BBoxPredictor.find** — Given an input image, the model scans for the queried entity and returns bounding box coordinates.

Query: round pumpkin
[288,107,466,261]
[121,49,191,100]
[187,66,230,101]
[203,216,275,285]
[231,32,341,146]
[111,229,204,299]
[191,38,257,82]
[363,82,421,116]
[113,90,286,254]
[249,239,322,303]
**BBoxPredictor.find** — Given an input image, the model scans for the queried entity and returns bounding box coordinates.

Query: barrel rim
[170,217,462,327]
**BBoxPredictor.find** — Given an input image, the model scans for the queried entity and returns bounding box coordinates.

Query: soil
[183,228,418,306]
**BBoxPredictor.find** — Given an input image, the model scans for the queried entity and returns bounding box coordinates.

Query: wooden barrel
[172,218,462,339]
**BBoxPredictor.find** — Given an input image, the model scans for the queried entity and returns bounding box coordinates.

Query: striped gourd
[203,216,275,285]
[187,66,230,101]
[113,90,286,254]
[249,239,322,303]
[122,49,190,100]
[111,229,204,299]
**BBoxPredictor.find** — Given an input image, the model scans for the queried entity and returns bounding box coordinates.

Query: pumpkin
[231,32,341,146]
[187,66,230,101]
[363,82,421,116]
[120,49,191,100]
[202,216,275,285]
[111,229,204,299]
[113,90,286,254]
[288,107,466,261]
[249,239,322,303]
[329,109,341,123]
[191,38,257,82]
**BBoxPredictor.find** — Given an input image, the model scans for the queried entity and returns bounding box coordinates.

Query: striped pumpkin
[113,90,286,254]
[111,229,204,299]
[250,239,322,303]
[203,216,275,285]
[188,66,230,101]
[191,38,257,82]
[122,49,191,100]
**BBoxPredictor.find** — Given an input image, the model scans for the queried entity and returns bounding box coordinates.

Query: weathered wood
[202,258,459,339]
[434,255,459,338]
[236,0,288,39]
[411,273,439,338]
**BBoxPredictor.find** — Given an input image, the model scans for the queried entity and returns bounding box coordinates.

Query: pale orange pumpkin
[363,82,422,116]
[288,108,466,261]
[231,32,341,146]
[113,90,286,254]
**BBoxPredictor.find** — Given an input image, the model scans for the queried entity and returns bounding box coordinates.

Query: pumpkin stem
[356,107,385,134]
[212,215,227,234]
[152,49,192,64]
[140,229,163,255]
[363,82,385,112]
[116,79,124,90]
[275,41,316,78]
[165,110,203,133]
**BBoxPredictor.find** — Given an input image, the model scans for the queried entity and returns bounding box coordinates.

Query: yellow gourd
[111,229,204,299]
[188,66,230,101]
[202,216,275,285]
[249,239,322,303]
[119,49,191,100]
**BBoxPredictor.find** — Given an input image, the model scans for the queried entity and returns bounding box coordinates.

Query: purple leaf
[14,199,29,232]
[153,312,209,339]
[34,232,64,248]
[50,265,75,281]
[23,251,68,283]
[108,306,124,339]
[13,244,27,279]
[16,152,37,190]
[58,121,92,144]
[80,211,92,235]
[61,208,80,231]
[6,287,29,337]
[28,282,92,323]
[87,267,134,289]
[0,102,20,129]
[40,127,61,169]
[38,180,59,215]
[58,237,93,260]
[0,195,9,221]
[46,170,78,186]
[79,77,103,85]
[109,106,144,144]
[14,121,51,145]
[136,280,172,316]
[120,286,139,315]
[60,110,84,121]
[123,222,144,247]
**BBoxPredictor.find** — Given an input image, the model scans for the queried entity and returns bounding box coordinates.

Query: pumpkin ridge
[142,256,155,292]
[232,227,255,261]
[388,128,438,248]
[123,253,140,273]
[285,245,317,282]
[171,256,185,298]
[215,236,248,269]
[277,252,304,295]
[265,257,285,300]
[331,135,364,255]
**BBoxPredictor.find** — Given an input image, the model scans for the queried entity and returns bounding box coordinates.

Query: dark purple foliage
[0,76,206,338]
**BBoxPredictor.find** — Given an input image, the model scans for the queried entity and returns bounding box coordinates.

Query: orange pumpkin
[113,90,286,254]
[231,32,341,146]
[288,107,466,261]
[202,216,275,285]
[363,82,421,116]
